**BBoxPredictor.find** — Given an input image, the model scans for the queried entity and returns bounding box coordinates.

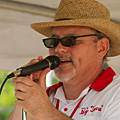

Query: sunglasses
[42,34,100,48]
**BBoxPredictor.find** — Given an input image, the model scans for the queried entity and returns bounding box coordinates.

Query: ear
[97,38,109,59]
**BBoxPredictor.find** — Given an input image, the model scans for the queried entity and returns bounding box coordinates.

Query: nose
[55,42,69,54]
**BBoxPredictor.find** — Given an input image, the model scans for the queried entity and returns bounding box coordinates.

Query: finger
[14,82,30,92]
[15,100,27,112]
[15,99,32,113]
[39,68,51,90]
[28,56,43,81]
[28,74,33,80]
[27,59,40,66]
[23,56,43,68]
[37,56,43,61]
[31,71,42,81]
[15,90,26,100]
[15,99,23,107]
[28,74,40,84]
[28,56,43,66]
[12,77,34,87]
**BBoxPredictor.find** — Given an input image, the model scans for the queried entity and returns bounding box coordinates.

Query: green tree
[0,71,16,120]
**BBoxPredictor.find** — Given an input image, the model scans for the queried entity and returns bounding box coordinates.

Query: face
[48,26,101,83]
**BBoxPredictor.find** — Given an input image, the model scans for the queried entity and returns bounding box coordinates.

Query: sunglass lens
[61,37,76,46]
[43,38,58,48]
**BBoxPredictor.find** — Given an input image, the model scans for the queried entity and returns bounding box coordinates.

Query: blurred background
[0,0,120,119]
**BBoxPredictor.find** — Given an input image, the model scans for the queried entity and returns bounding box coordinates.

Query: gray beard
[54,66,76,82]
[53,55,76,82]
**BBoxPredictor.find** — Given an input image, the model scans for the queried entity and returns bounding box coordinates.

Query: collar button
[64,108,68,111]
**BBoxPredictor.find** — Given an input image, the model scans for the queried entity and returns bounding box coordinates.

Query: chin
[54,67,76,83]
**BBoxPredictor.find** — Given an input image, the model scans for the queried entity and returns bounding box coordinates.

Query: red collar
[90,67,116,91]
[46,82,63,96]
[46,67,116,95]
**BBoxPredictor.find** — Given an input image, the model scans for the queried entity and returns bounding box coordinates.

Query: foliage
[0,71,16,120]
[51,77,59,85]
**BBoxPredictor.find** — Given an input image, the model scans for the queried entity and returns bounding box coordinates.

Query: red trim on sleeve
[90,67,116,91]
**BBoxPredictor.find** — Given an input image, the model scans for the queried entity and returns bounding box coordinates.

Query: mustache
[56,55,74,65]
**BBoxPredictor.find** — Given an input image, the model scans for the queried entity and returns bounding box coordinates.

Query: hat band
[55,18,72,21]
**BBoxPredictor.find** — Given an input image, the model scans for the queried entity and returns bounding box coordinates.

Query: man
[8,0,120,120]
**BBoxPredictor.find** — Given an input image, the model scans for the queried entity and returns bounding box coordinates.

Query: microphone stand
[22,109,26,120]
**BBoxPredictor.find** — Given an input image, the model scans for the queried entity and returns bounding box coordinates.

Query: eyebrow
[50,34,58,38]
[50,33,78,38]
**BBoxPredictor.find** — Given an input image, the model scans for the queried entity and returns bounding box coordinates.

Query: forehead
[51,26,95,37]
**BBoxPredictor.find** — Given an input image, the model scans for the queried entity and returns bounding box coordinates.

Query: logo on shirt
[79,105,103,116]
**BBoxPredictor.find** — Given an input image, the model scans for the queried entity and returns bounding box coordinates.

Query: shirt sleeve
[102,87,120,120]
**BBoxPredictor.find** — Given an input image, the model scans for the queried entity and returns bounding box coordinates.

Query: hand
[12,67,51,118]
[12,56,52,119]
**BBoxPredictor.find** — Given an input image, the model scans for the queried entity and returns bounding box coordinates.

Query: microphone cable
[0,72,14,95]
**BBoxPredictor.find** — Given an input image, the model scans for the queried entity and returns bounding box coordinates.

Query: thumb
[39,68,51,90]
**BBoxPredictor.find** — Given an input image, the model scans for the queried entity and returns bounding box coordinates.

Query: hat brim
[31,19,120,57]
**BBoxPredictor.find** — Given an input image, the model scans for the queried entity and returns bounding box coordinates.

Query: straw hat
[31,0,120,57]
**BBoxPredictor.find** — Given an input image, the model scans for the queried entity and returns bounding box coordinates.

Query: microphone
[0,55,60,95]
[7,55,60,79]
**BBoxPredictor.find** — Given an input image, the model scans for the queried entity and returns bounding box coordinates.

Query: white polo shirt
[47,67,120,120]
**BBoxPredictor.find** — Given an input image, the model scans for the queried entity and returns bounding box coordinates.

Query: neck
[63,66,103,100]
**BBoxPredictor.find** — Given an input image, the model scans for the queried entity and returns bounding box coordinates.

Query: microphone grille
[45,56,60,70]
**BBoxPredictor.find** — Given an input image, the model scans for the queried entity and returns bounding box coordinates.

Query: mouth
[60,59,72,66]
[60,60,71,63]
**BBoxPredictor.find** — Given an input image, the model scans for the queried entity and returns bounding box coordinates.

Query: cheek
[74,45,98,65]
